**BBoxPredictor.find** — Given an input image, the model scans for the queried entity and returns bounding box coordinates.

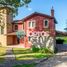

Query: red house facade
[0,6,57,51]
[13,7,57,49]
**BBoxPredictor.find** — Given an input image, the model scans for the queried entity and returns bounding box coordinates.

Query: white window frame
[43,19,49,28]
[29,21,32,28]
[28,36,32,41]
[29,20,36,28]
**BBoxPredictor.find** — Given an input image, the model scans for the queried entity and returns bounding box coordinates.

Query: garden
[0,46,54,67]
[13,46,53,60]
[13,46,54,67]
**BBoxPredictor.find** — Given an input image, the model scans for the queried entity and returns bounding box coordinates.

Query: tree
[16,30,26,39]
[64,28,67,32]
[0,0,31,16]
[64,21,67,32]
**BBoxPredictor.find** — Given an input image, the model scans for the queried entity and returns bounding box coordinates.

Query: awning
[5,32,16,35]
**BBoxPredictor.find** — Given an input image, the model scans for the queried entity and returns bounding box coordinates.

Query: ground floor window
[39,36,43,43]
[28,36,32,41]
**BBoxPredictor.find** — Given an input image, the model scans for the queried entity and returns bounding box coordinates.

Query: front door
[17,38,20,44]
[13,36,18,45]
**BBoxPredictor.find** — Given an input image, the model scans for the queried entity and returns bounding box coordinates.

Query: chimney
[51,6,54,17]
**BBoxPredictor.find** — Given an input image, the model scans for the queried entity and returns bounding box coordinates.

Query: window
[29,22,31,27]
[28,36,31,41]
[39,36,43,43]
[32,22,36,27]
[29,21,36,28]
[15,24,18,31]
[43,20,49,28]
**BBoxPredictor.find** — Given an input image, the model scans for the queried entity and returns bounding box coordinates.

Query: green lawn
[0,47,7,63]
[56,36,67,44]
[13,48,51,60]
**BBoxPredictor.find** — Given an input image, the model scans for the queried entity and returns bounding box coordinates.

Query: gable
[22,12,52,21]
[12,12,57,24]
[22,12,57,24]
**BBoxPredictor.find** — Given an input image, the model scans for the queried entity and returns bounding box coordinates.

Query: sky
[14,0,67,32]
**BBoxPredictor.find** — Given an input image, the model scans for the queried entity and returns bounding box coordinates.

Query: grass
[13,63,36,67]
[14,53,49,60]
[13,48,51,60]
[0,47,7,63]
[13,47,53,67]
[0,57,4,63]
[56,36,67,44]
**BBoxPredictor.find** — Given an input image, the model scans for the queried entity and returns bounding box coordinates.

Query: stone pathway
[56,44,67,52]
[0,48,16,67]
[36,52,67,67]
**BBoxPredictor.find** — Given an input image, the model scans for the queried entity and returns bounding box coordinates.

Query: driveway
[36,52,67,67]
[56,44,67,52]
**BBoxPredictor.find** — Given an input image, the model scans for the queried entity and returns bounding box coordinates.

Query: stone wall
[0,35,7,46]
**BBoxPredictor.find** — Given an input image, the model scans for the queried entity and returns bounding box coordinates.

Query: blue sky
[14,0,67,32]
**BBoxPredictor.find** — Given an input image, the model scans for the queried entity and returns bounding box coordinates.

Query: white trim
[28,20,36,28]
[43,19,49,28]
[28,36,32,41]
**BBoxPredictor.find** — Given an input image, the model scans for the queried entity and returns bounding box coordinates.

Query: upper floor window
[29,20,36,28]
[43,20,49,28]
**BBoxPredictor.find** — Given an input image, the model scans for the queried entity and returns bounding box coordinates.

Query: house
[56,31,67,36]
[0,7,57,51]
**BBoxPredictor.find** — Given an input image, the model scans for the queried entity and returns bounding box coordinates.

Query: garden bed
[13,48,53,60]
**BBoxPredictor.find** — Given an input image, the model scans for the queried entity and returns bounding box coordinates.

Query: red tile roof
[12,12,57,24]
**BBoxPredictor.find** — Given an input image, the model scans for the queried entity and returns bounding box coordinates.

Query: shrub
[56,38,64,44]
[31,45,40,52]
[39,48,54,54]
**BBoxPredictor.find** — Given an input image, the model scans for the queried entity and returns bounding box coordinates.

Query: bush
[31,45,40,52]
[39,48,54,54]
[31,45,54,54]
[56,38,64,44]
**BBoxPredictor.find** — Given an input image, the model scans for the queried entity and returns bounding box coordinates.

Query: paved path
[56,44,67,52]
[0,48,16,67]
[36,52,67,67]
